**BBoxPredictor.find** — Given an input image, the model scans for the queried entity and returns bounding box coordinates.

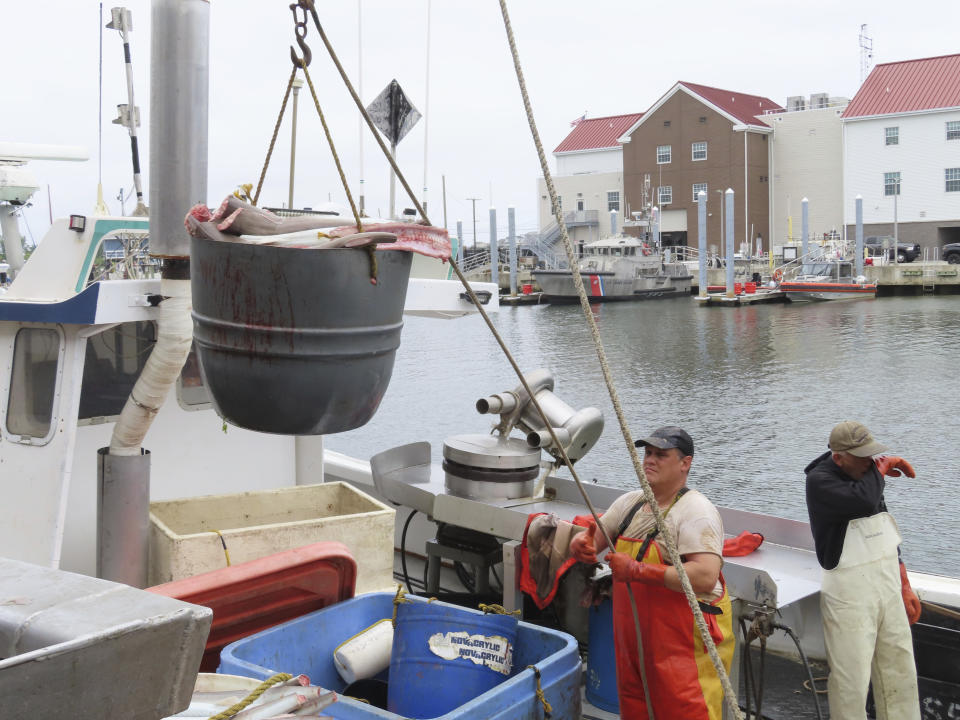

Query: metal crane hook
[289,1,312,67]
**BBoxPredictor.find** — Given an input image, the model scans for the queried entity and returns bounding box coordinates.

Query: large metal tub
[0,558,211,720]
[191,236,412,435]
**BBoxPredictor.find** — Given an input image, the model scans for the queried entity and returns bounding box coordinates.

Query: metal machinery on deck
[371,369,828,663]
[373,369,604,598]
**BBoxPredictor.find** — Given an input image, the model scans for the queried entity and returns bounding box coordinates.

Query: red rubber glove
[900,562,922,625]
[570,523,598,564]
[875,456,916,478]
[607,552,668,586]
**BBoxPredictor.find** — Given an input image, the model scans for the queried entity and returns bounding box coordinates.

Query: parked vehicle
[864,236,921,263]
[943,242,960,264]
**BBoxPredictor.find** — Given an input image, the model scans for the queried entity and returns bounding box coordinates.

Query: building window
[691,142,707,161]
[658,186,672,205]
[885,127,899,146]
[6,327,62,443]
[607,191,620,212]
[884,171,901,196]
[948,121,960,140]
[656,145,671,164]
[663,120,671,128]
[947,168,960,193]
[692,183,708,202]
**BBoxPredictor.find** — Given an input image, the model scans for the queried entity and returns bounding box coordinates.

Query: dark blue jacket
[804,451,888,570]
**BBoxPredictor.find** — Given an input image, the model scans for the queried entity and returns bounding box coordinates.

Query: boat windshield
[800,262,849,277]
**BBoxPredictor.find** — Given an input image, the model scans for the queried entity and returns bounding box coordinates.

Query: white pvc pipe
[109,278,193,455]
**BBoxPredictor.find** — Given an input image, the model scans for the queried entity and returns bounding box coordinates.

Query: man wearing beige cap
[805,420,922,720]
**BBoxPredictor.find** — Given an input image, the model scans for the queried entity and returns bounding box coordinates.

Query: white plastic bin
[149,482,395,593]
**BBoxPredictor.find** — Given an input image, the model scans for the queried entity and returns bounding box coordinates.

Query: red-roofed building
[842,54,960,249]
[537,113,643,247]
[619,82,782,251]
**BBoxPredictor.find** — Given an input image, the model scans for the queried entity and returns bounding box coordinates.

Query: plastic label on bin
[428,631,514,675]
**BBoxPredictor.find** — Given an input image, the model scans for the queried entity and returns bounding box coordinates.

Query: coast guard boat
[533,235,692,302]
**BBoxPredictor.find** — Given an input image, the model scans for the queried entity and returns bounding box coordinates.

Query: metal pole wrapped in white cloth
[109,278,193,455]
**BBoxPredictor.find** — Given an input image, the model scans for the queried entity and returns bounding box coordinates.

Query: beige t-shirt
[599,488,724,600]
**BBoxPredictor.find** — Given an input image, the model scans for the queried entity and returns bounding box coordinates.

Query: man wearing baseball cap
[569,426,734,719]
[805,420,921,720]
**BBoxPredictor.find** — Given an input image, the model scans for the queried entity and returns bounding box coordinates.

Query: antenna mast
[859,24,873,84]
[108,7,148,216]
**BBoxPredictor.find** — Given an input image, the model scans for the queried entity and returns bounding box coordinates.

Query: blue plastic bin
[388,599,518,718]
[219,592,581,720]
[585,597,619,712]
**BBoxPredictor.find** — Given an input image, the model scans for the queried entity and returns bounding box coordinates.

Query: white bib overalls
[820,512,920,720]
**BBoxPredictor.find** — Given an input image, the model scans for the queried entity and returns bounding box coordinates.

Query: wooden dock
[693,261,960,295]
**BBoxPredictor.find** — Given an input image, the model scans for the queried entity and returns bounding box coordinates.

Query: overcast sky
[3,0,957,246]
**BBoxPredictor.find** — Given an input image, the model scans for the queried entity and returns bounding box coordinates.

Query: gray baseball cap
[828,421,889,458]
[635,426,694,457]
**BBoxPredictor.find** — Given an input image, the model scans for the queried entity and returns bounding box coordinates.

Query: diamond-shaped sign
[366,80,421,146]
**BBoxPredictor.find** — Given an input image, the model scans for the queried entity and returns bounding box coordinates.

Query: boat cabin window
[79,322,157,423]
[85,230,155,287]
[6,327,63,444]
[78,323,211,422]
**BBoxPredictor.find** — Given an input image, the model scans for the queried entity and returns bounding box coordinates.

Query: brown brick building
[619,82,782,254]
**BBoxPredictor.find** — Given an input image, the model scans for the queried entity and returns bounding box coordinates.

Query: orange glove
[608,552,668,586]
[875,456,916,478]
[900,562,922,624]
[570,523,598,564]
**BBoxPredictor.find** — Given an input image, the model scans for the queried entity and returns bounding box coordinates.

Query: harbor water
[330,296,960,578]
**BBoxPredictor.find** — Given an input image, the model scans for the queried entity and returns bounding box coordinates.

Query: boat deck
[581,646,832,719]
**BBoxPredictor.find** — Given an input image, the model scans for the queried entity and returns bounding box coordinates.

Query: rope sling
[259,3,743,718]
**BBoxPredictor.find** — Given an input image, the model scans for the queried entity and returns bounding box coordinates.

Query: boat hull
[534,269,692,303]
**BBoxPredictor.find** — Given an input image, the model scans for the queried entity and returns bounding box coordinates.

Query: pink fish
[323,222,451,261]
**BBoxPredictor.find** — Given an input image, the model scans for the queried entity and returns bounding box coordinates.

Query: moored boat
[533,235,692,302]
[780,260,877,301]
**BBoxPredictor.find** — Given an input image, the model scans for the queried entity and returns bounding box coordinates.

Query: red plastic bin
[148,541,356,671]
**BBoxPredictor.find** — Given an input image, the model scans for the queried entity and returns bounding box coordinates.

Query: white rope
[495,2,743,718]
